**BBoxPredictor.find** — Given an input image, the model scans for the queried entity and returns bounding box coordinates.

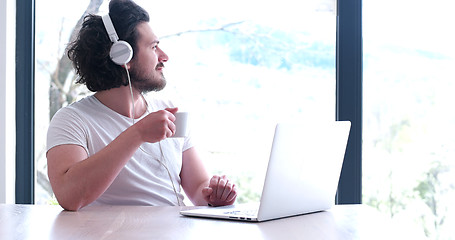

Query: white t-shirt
[47,95,194,206]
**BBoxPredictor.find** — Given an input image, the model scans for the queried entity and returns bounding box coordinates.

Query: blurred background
[34,0,454,239]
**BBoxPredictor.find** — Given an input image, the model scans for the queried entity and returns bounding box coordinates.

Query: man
[46,0,237,211]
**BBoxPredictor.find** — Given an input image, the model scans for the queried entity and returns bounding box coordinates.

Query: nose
[157,47,168,62]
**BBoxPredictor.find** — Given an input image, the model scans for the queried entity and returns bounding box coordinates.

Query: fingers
[165,107,179,116]
[208,175,224,199]
[166,121,176,138]
[160,110,176,138]
[164,108,178,138]
[220,180,233,201]
[138,109,179,142]
[202,187,213,202]
[208,176,219,202]
[206,175,237,206]
[226,187,237,203]
[217,177,231,200]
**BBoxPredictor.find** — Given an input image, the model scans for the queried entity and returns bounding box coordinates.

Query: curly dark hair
[67,0,150,92]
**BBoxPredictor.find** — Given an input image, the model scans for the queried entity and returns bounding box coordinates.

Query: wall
[0,0,16,204]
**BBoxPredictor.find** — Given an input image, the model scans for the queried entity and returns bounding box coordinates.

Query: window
[34,0,338,204]
[363,0,455,238]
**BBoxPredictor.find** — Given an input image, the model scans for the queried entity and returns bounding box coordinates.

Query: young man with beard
[46,0,237,211]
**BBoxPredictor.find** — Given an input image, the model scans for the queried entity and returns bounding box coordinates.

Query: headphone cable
[124,64,182,206]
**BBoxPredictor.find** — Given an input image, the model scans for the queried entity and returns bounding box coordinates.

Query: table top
[0,204,420,240]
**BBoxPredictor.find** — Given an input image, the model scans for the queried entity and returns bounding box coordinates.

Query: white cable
[157,142,182,206]
[124,64,135,125]
[124,64,181,206]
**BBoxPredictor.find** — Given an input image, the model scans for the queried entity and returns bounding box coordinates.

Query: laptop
[180,121,351,222]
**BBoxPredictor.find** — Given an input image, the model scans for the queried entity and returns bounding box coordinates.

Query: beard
[129,62,167,93]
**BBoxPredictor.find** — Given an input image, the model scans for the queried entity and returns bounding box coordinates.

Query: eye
[151,41,160,50]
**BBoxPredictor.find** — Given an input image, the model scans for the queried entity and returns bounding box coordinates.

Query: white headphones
[102,14,133,65]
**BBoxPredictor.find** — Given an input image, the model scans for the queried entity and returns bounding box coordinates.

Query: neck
[94,86,146,119]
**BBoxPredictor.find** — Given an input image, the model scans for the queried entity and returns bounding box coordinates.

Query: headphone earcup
[110,40,133,65]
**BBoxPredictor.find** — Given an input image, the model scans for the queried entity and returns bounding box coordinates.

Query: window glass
[363,0,455,238]
[35,0,336,205]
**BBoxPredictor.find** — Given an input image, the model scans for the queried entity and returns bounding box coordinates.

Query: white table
[0,204,419,239]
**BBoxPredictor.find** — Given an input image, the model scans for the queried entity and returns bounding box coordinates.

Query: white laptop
[180,121,351,222]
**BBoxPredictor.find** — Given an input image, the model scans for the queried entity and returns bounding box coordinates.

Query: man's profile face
[128,22,169,93]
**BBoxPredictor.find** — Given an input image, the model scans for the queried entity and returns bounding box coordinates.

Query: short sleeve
[46,107,89,154]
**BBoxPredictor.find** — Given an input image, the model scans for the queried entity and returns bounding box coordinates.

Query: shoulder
[49,95,100,129]
[52,95,100,117]
[51,96,83,116]
[47,97,93,153]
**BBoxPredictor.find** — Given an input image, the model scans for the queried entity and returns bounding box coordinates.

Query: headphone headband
[102,14,119,43]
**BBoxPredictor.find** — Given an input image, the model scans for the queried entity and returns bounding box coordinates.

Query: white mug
[171,112,189,138]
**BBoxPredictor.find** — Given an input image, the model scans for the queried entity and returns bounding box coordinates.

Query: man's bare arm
[47,109,177,211]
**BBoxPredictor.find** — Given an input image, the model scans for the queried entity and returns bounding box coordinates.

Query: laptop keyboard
[224,209,258,217]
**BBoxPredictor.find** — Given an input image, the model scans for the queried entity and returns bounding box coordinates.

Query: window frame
[336,0,363,204]
[15,0,362,204]
[16,0,35,204]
